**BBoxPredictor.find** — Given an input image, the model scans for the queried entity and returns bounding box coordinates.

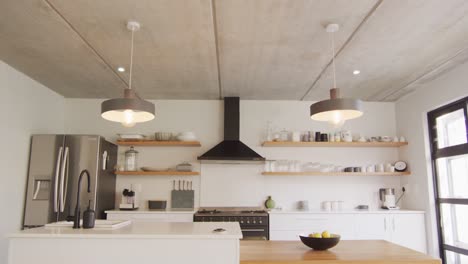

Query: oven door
[241,226,269,240]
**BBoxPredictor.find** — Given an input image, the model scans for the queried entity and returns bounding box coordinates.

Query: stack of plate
[141,167,168,172]
[155,132,173,141]
[117,134,146,140]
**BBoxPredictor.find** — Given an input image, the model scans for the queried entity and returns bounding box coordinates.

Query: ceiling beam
[378,45,468,101]
[43,0,128,91]
[210,0,223,100]
[300,0,384,101]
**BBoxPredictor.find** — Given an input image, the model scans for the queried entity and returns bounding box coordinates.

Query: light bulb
[122,109,136,127]
[328,111,346,128]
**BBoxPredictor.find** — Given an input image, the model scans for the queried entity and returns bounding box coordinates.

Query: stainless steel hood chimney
[197,97,265,162]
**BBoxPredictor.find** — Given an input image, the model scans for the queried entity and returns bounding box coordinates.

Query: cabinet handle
[392,218,395,231]
[384,218,387,231]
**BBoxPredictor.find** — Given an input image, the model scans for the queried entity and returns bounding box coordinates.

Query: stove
[194,207,269,240]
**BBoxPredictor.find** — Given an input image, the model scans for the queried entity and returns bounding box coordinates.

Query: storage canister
[124,146,138,171]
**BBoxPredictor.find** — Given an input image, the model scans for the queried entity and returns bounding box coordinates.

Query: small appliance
[379,188,399,210]
[119,184,140,210]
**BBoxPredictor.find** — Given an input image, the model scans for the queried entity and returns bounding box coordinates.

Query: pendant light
[310,24,363,127]
[101,21,155,127]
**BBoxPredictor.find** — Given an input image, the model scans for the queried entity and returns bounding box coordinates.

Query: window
[428,96,468,264]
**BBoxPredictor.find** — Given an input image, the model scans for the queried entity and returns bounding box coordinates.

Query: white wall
[396,60,468,257]
[65,99,402,210]
[202,101,401,209]
[0,61,64,263]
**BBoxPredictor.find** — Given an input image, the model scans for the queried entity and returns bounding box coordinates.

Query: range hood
[197,97,265,162]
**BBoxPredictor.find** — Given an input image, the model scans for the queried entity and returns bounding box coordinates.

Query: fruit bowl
[299,234,340,250]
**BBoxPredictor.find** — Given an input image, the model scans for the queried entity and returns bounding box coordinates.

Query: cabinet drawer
[270,214,329,230]
[106,213,193,222]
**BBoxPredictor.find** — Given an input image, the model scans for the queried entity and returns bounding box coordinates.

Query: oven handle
[242,229,266,232]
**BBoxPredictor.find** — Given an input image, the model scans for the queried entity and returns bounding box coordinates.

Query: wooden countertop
[240,240,440,264]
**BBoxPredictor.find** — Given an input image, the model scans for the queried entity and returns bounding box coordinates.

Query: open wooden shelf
[116,171,200,176]
[261,141,408,148]
[261,171,410,176]
[116,140,201,147]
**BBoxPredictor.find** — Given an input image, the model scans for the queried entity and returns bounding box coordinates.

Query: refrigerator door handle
[53,147,63,213]
[59,147,69,212]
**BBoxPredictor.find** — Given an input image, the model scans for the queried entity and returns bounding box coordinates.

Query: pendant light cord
[331,31,337,89]
[128,28,135,90]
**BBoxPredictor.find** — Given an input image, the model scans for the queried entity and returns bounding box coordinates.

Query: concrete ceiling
[1,0,468,101]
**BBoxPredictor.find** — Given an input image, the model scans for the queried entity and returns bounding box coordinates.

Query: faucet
[73,170,91,229]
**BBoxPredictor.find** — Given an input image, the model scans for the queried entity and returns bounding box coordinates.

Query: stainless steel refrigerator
[23,135,117,229]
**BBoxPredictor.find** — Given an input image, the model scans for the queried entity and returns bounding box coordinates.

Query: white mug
[331,201,340,211]
[360,166,367,173]
[376,164,385,172]
[341,130,353,142]
[393,136,399,142]
[292,131,301,142]
[367,165,376,173]
[400,136,406,142]
[335,132,341,142]
[385,163,392,172]
[322,201,331,211]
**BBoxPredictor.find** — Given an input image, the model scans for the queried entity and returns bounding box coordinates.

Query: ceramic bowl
[381,136,392,142]
[176,132,197,141]
[299,234,341,250]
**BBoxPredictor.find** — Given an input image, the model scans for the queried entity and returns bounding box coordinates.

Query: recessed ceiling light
[117,67,125,72]
[353,70,360,75]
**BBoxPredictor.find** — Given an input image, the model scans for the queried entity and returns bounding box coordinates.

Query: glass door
[428,97,468,264]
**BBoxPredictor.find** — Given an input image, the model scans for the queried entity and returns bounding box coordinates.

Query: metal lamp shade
[101,97,155,123]
[310,98,363,121]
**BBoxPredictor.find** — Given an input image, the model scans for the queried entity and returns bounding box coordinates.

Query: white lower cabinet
[106,212,194,222]
[269,212,426,253]
[270,214,355,240]
[390,214,427,253]
[354,214,390,240]
[354,213,426,253]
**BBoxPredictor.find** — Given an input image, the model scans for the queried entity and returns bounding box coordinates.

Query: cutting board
[171,190,194,209]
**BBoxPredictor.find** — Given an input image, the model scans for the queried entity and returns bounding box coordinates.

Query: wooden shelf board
[116,171,200,176]
[261,141,407,147]
[116,140,201,147]
[262,171,410,176]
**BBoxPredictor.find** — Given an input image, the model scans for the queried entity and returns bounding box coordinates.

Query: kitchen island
[8,222,242,264]
[240,240,440,264]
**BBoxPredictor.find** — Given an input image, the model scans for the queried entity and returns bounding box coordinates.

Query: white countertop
[106,209,196,214]
[106,208,424,214]
[9,222,242,239]
[268,209,425,214]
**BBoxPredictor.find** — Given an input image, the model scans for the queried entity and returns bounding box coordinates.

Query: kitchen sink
[45,219,132,229]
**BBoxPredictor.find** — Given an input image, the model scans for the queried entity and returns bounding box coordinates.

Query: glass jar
[279,129,289,142]
[124,146,138,171]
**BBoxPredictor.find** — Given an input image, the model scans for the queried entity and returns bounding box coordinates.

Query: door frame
[427,96,468,263]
